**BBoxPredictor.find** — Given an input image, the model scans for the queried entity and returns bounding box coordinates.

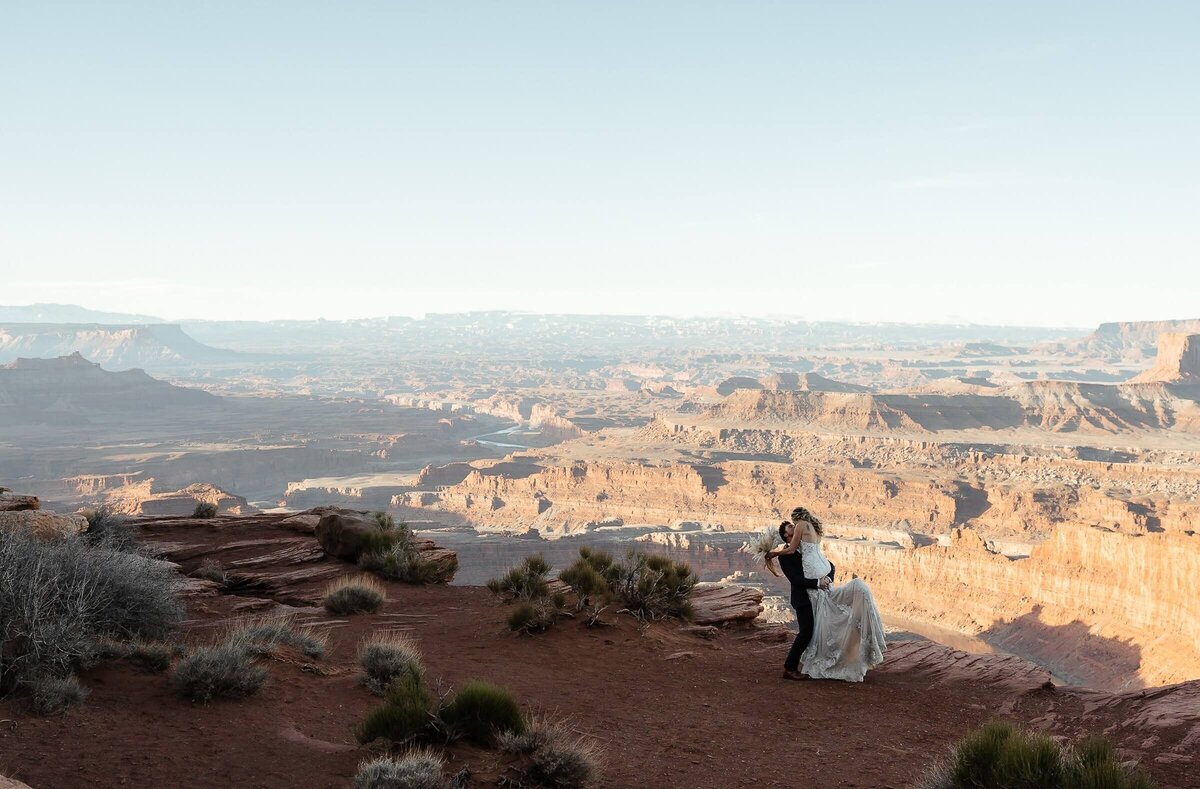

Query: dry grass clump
[229,616,328,659]
[323,574,386,615]
[28,674,90,716]
[499,716,602,788]
[193,558,227,584]
[507,601,561,634]
[358,631,423,695]
[192,502,218,519]
[353,748,447,789]
[172,642,268,702]
[920,721,1156,789]
[80,506,140,553]
[127,640,175,672]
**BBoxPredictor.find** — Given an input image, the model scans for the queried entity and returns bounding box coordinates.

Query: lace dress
[800,541,887,682]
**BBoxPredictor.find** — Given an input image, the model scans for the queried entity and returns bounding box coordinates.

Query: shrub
[229,616,327,659]
[192,502,218,519]
[359,632,424,696]
[920,721,1157,789]
[127,640,174,672]
[323,574,386,615]
[500,716,602,788]
[437,680,525,746]
[507,601,560,634]
[357,672,433,744]
[193,559,227,584]
[81,506,140,552]
[172,642,267,702]
[361,540,453,585]
[29,674,90,716]
[0,530,184,691]
[486,555,552,601]
[373,512,410,536]
[609,552,696,621]
[353,749,447,789]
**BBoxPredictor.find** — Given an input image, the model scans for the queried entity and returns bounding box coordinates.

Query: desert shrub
[353,749,447,789]
[920,721,1156,789]
[192,502,218,519]
[28,674,90,715]
[0,530,184,691]
[229,616,328,659]
[81,506,140,552]
[437,680,525,746]
[357,672,434,744]
[323,574,386,615]
[127,640,174,672]
[372,512,411,536]
[608,551,696,621]
[193,558,227,584]
[359,632,424,696]
[172,642,267,702]
[507,601,562,635]
[486,555,552,601]
[361,540,453,585]
[500,716,601,788]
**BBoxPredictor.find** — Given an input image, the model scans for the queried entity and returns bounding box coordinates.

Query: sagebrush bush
[357,672,433,744]
[358,632,424,695]
[0,530,184,691]
[353,749,447,789]
[500,715,601,788]
[81,506,140,552]
[192,502,218,519]
[920,721,1157,789]
[29,674,90,716]
[487,555,552,601]
[323,574,386,615]
[437,680,525,746]
[172,642,268,702]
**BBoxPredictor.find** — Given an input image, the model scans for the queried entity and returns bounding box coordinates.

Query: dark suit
[778,549,835,672]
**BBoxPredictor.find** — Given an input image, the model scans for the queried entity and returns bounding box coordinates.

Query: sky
[2,1,1198,327]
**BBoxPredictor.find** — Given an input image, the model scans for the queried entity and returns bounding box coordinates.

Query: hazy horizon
[4,2,1198,326]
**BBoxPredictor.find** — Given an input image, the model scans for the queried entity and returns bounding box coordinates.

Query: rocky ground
[1,514,1195,789]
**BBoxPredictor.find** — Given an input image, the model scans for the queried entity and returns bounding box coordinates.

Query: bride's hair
[790,506,823,536]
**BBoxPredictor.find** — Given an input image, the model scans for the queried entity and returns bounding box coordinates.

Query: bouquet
[748,525,783,577]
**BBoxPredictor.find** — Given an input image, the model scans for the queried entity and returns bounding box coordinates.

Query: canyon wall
[824,526,1200,690]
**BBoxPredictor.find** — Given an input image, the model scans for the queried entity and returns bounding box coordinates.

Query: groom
[774,519,835,681]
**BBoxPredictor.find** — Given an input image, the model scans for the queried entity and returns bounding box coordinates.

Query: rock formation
[0,323,242,369]
[1131,333,1200,383]
[0,509,88,540]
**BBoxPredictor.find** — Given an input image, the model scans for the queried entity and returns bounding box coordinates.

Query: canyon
[3,306,1198,696]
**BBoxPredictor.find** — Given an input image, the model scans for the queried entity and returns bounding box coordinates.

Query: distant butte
[1131,333,1200,384]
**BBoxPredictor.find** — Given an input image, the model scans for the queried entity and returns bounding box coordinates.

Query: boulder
[0,494,40,512]
[315,510,380,561]
[689,583,764,626]
[0,510,88,541]
[280,506,360,535]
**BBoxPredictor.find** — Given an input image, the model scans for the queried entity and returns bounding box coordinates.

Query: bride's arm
[767,524,805,558]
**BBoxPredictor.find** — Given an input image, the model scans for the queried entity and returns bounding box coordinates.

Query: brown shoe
[782,669,807,681]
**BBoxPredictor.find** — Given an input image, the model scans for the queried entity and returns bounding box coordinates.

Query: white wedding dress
[800,541,887,682]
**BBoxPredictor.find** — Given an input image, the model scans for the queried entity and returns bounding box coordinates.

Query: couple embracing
[765,506,887,682]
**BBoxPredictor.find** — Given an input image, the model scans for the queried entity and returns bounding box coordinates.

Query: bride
[766,507,887,682]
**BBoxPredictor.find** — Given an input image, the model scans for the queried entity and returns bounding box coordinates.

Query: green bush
[127,640,174,672]
[172,642,268,702]
[360,540,454,585]
[323,574,386,615]
[486,555,552,601]
[437,680,525,746]
[609,551,696,621]
[353,749,447,789]
[29,674,90,716]
[81,506,140,552]
[921,721,1156,789]
[357,672,433,744]
[507,601,561,634]
[192,502,218,519]
[359,632,424,696]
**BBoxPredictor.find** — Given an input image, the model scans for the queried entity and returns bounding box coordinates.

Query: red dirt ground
[1,517,1194,789]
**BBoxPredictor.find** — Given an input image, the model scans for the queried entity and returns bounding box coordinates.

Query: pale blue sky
[2,2,1197,326]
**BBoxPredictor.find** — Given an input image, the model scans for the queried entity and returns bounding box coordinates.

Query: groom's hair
[778,521,791,541]
[790,506,824,536]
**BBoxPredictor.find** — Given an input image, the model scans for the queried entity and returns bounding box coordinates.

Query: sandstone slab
[689,583,764,626]
[0,510,87,540]
[0,494,39,512]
